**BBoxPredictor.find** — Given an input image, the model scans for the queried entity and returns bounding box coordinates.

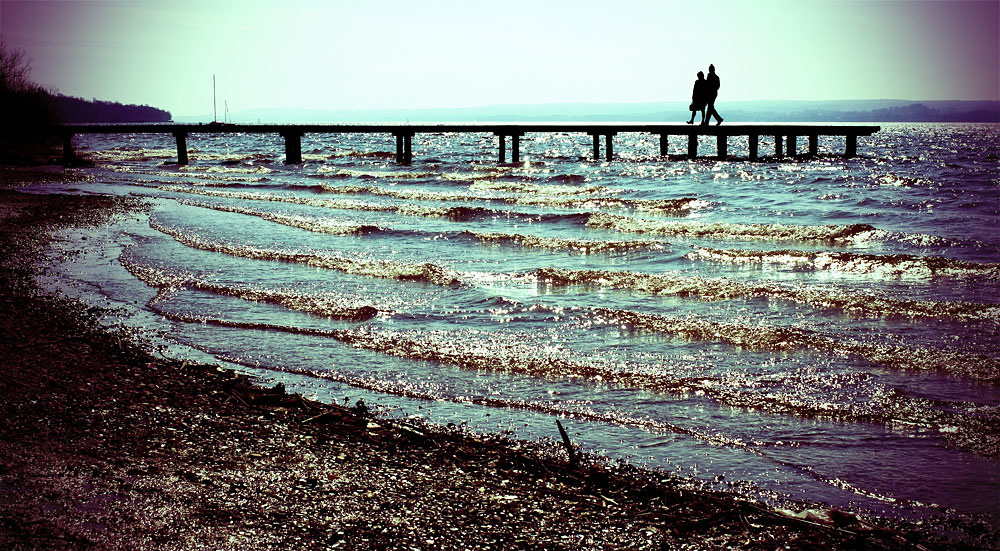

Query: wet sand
[0,175,973,550]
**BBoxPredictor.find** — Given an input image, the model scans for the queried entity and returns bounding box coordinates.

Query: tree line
[2,41,171,163]
[1,41,171,134]
[54,95,171,124]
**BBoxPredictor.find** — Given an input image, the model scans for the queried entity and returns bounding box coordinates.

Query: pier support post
[717,135,728,159]
[586,133,614,161]
[173,131,189,165]
[809,135,818,157]
[282,130,303,164]
[687,134,697,158]
[773,135,783,158]
[496,133,523,163]
[845,134,857,158]
[749,135,759,160]
[394,133,414,164]
[787,135,797,157]
[61,132,74,165]
[659,134,668,156]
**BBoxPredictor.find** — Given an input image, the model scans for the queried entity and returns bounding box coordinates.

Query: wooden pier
[58,123,880,165]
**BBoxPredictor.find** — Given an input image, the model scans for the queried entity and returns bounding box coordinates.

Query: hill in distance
[55,94,171,124]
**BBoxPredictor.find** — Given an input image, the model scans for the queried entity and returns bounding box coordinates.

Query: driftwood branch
[556,420,577,468]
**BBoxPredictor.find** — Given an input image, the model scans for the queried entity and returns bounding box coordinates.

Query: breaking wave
[316,167,438,180]
[595,308,1000,384]
[587,212,954,245]
[317,184,704,214]
[536,267,1000,323]
[468,232,669,254]
[174,198,380,235]
[469,180,605,195]
[156,311,1000,456]
[87,147,176,162]
[119,251,381,321]
[157,185,508,220]
[146,213,1000,323]
[688,247,1000,279]
[149,220,463,287]
[179,164,274,175]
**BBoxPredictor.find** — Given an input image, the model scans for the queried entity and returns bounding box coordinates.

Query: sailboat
[208,74,226,127]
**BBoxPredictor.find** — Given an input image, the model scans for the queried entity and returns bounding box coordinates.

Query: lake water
[28,123,1000,538]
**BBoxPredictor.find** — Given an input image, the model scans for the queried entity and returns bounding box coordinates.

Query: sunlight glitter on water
[30,123,1000,533]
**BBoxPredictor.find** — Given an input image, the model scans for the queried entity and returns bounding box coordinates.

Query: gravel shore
[0,179,973,550]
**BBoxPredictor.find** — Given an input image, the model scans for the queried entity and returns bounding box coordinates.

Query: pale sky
[2,0,998,118]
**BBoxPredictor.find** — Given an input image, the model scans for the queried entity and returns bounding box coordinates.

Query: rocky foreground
[0,181,984,550]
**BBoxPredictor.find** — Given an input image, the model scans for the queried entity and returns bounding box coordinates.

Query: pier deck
[58,123,880,165]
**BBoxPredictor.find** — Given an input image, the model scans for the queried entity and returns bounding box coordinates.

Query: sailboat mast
[213,74,217,123]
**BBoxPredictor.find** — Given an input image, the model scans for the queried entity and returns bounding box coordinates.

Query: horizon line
[172,97,1000,117]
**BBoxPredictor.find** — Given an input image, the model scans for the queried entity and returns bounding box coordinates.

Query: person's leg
[687,110,695,124]
[708,100,723,124]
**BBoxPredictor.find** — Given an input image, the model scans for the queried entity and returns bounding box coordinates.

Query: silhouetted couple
[687,64,723,125]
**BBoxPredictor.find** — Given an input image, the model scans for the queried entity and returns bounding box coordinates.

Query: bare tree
[0,40,36,94]
[1,39,59,154]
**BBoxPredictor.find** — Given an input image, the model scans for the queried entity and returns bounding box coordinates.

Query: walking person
[687,71,708,124]
[704,64,724,125]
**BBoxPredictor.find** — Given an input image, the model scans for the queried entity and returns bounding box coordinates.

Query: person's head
[697,71,704,79]
[709,64,715,73]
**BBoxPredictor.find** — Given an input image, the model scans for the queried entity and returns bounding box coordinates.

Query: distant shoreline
[173,99,1000,125]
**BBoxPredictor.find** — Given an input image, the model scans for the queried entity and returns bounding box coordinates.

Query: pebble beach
[0,168,989,550]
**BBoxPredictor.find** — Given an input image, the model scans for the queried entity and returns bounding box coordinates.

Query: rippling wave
[150,220,464,286]
[120,250,381,321]
[587,212,956,245]
[157,185,514,220]
[316,184,705,214]
[538,267,1000,322]
[147,309,1000,457]
[174,198,380,235]
[595,308,1000,383]
[689,247,1000,278]
[469,232,669,254]
[36,125,1000,533]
